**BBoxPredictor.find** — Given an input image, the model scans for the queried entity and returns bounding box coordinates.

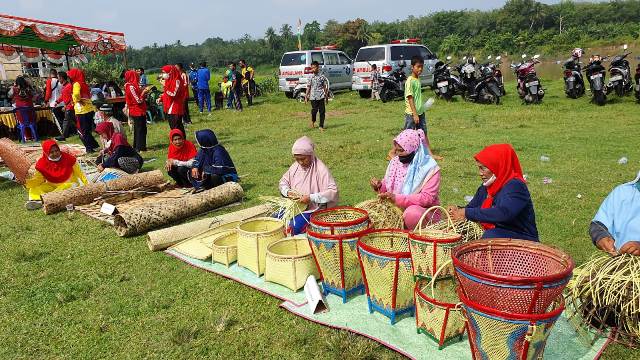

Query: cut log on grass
[146,203,270,251]
[0,138,32,184]
[114,182,244,237]
[41,170,165,214]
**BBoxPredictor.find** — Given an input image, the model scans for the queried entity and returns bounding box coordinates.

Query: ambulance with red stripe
[278,46,353,99]
[351,39,438,98]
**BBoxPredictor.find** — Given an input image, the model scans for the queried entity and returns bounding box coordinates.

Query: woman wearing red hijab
[157,65,186,136]
[95,122,143,174]
[165,129,197,187]
[67,68,99,152]
[124,70,151,152]
[449,144,539,241]
[24,140,88,210]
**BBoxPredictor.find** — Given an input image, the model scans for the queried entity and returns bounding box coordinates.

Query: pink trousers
[403,205,441,230]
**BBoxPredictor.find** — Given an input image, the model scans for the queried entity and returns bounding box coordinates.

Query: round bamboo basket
[236,217,285,276]
[211,230,239,267]
[265,236,319,291]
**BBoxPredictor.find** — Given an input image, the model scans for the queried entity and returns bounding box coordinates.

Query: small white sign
[304,275,328,314]
[100,202,117,215]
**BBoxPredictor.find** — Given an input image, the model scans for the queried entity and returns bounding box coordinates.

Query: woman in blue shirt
[449,144,539,241]
[590,172,640,256]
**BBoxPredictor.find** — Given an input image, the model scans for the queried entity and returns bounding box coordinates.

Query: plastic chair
[14,107,38,143]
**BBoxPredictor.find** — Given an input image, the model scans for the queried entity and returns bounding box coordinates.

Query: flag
[297,18,302,51]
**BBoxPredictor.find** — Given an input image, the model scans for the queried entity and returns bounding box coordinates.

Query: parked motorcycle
[584,55,607,106]
[466,62,502,104]
[512,54,545,104]
[607,44,632,98]
[480,55,505,96]
[432,56,464,101]
[457,56,478,99]
[380,60,408,102]
[563,48,585,99]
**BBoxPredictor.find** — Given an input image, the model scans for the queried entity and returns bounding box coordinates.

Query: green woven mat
[166,249,608,360]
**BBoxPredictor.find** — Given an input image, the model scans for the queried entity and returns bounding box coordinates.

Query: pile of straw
[567,254,640,347]
[260,194,306,226]
[355,198,404,230]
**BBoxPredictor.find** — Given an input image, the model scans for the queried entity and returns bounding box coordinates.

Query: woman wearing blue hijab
[590,171,640,256]
[190,129,238,189]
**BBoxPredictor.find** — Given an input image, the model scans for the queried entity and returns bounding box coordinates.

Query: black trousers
[168,165,192,187]
[310,99,326,128]
[78,111,99,151]
[51,106,64,131]
[167,114,186,138]
[132,115,147,151]
[234,88,243,111]
[201,173,224,190]
[243,83,253,106]
[62,109,76,138]
[183,98,191,124]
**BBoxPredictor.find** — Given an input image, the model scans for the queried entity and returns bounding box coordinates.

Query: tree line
[118,0,640,70]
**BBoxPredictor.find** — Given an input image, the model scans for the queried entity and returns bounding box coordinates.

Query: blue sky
[4,0,561,48]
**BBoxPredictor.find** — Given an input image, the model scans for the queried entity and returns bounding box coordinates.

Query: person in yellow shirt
[239,59,255,106]
[25,139,88,210]
[221,76,233,109]
[67,68,99,152]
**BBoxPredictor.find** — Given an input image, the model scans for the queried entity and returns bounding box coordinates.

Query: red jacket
[59,82,73,111]
[125,82,147,116]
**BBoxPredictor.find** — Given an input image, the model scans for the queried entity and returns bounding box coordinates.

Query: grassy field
[1,77,640,359]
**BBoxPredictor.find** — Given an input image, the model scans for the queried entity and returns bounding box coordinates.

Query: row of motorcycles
[563,45,635,106]
[433,54,545,105]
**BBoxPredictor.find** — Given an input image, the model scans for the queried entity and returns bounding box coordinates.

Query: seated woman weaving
[370,129,440,230]
[190,129,238,190]
[25,139,87,210]
[165,129,197,187]
[95,121,143,174]
[448,144,539,241]
[279,136,339,235]
[590,171,640,256]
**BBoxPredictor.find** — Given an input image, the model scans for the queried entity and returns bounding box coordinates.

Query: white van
[279,47,353,99]
[351,39,438,98]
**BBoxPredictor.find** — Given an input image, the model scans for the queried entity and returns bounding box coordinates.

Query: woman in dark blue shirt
[449,144,539,241]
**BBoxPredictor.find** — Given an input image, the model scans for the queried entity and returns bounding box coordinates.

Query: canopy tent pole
[64,52,70,70]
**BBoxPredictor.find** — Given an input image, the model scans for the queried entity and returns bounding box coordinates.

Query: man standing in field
[239,59,255,106]
[229,62,243,111]
[370,63,381,101]
[196,62,212,114]
[404,55,440,159]
[188,63,199,105]
[305,61,329,131]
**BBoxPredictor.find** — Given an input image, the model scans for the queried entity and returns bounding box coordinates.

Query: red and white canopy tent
[0,13,126,66]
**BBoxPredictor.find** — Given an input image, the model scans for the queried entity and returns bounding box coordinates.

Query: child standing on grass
[404,55,441,160]
[371,64,381,101]
[305,61,329,131]
[221,76,233,109]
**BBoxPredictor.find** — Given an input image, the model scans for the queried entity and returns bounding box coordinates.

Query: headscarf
[593,171,640,250]
[95,121,129,153]
[161,65,183,112]
[35,139,76,183]
[383,129,438,194]
[474,144,526,229]
[194,129,237,176]
[168,129,197,161]
[67,68,90,98]
[124,70,141,93]
[161,65,181,95]
[279,136,339,211]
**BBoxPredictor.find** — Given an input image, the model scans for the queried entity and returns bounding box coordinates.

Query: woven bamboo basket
[460,291,565,360]
[357,229,414,325]
[409,206,463,280]
[265,236,319,291]
[211,230,239,267]
[236,217,285,276]
[414,264,466,349]
[307,207,371,302]
[355,198,404,229]
[0,138,32,184]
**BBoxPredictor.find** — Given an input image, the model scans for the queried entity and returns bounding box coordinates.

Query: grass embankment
[1,79,639,359]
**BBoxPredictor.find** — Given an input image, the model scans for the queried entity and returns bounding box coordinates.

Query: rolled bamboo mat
[0,138,32,184]
[147,203,270,251]
[114,182,244,237]
[42,170,165,214]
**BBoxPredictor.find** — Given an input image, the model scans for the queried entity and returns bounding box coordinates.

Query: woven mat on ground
[75,188,186,225]
[165,249,609,360]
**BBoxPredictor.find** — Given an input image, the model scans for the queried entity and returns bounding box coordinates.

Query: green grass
[1,79,640,359]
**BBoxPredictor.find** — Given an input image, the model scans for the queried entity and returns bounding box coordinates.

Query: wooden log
[0,138,32,184]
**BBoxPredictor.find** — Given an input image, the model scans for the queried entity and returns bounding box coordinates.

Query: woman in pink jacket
[370,129,441,230]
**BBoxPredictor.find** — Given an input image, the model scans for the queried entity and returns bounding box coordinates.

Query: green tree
[439,34,465,56]
[303,21,321,49]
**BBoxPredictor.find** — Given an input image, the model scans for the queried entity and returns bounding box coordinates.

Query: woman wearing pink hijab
[370,129,441,230]
[279,136,339,234]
